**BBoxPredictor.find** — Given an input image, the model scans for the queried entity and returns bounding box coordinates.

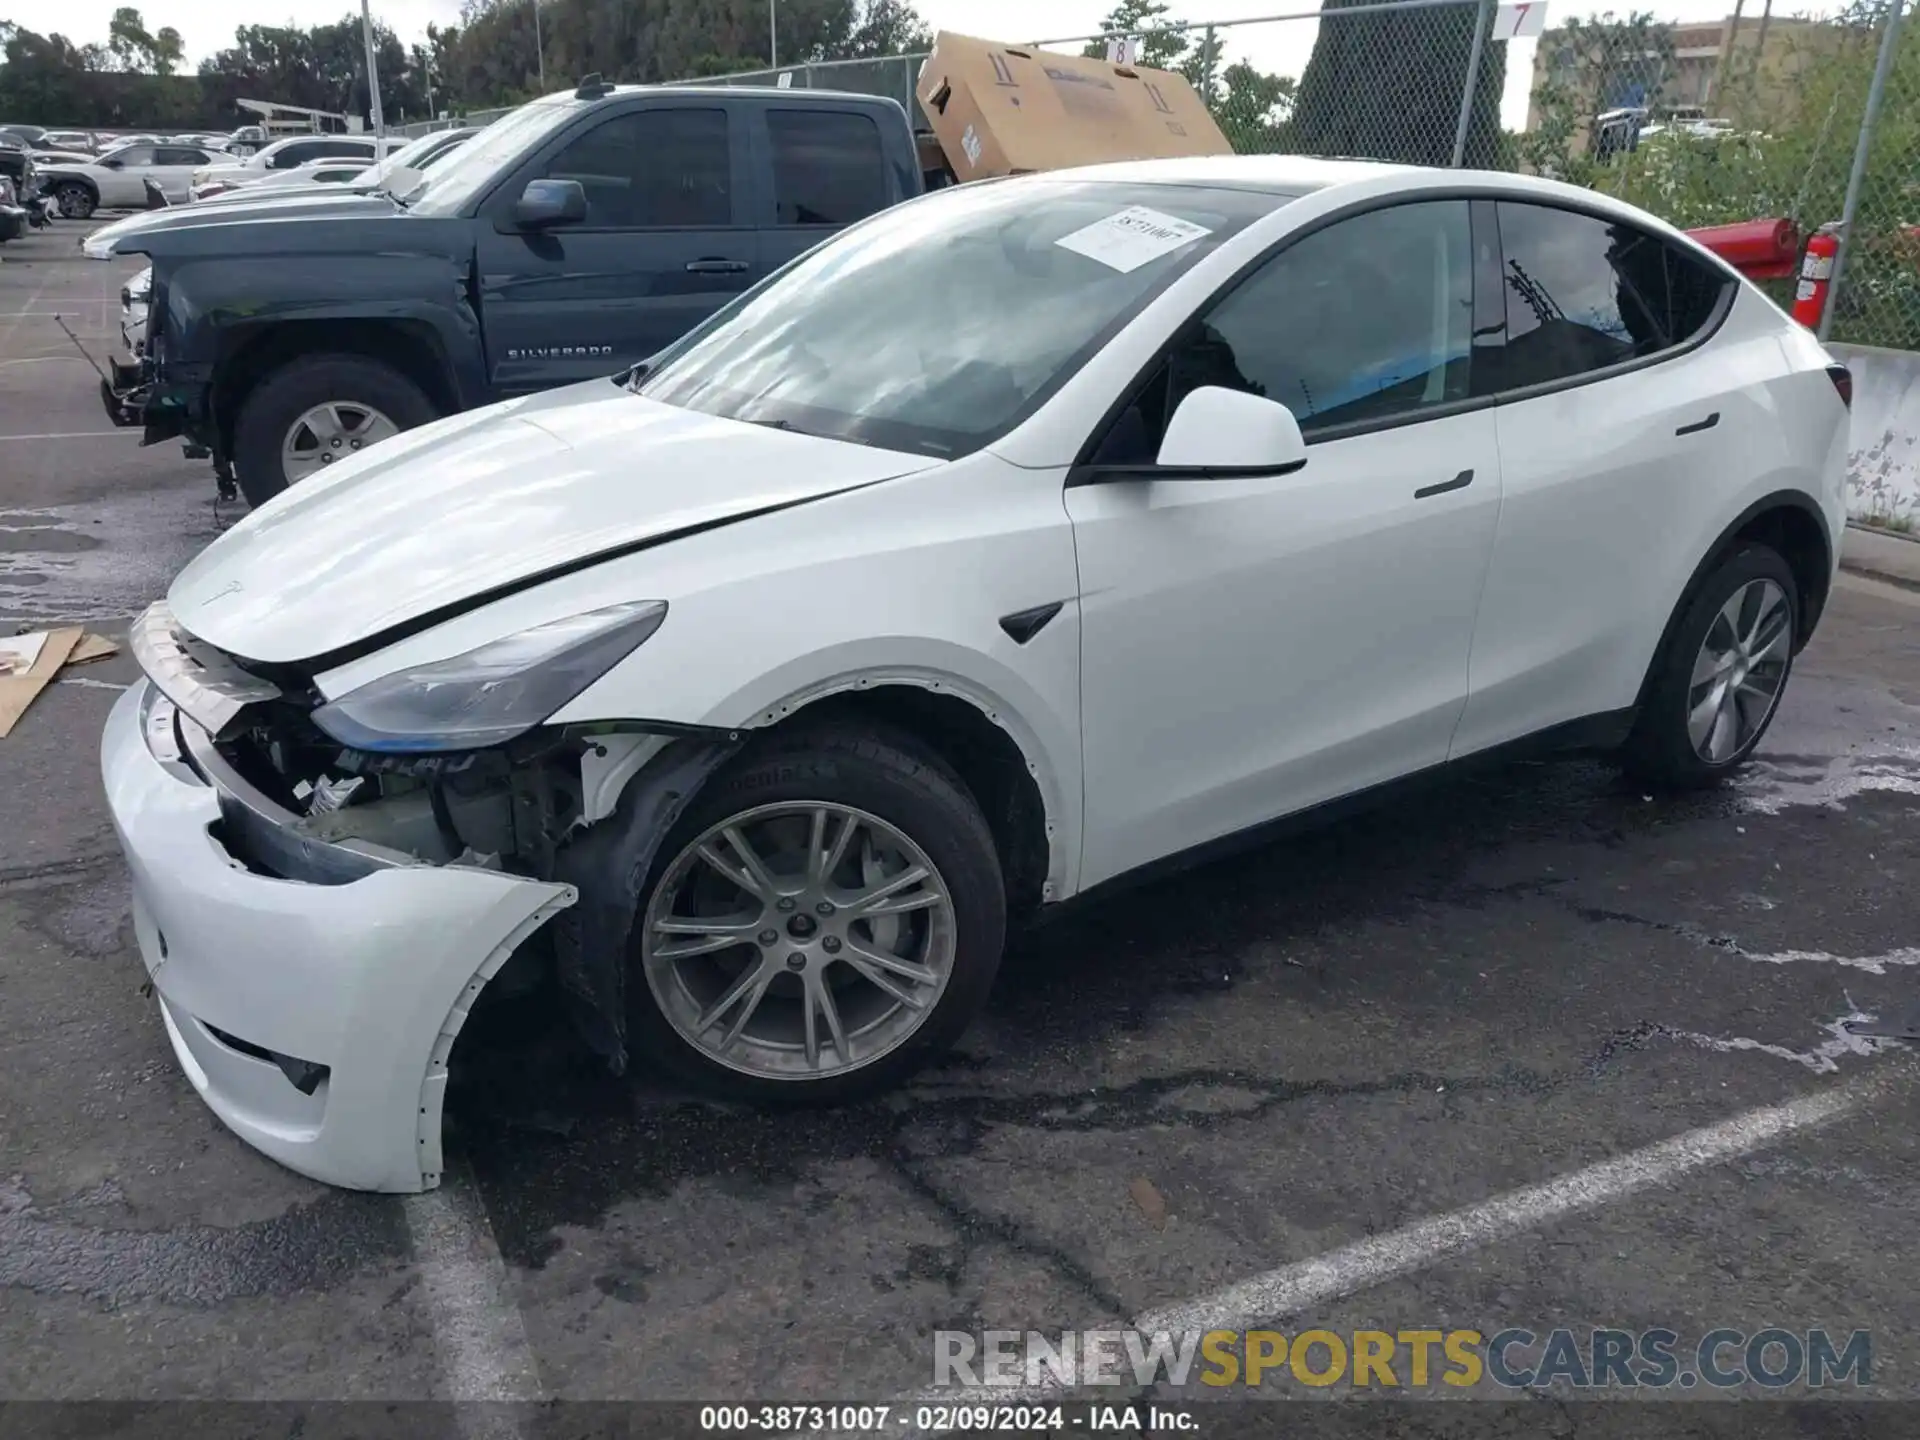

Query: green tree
[1292,0,1506,167]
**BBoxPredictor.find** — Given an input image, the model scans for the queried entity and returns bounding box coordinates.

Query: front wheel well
[760,686,1054,915]
[213,320,457,457]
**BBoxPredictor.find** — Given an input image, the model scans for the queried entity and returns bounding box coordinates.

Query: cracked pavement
[1,222,1917,1424]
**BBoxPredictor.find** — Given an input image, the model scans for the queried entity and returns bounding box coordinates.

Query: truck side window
[767,109,887,226]
[542,110,732,228]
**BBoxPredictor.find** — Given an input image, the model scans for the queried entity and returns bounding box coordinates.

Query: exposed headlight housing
[311,601,668,753]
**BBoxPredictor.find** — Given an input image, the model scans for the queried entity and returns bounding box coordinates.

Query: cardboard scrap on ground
[0,627,122,738]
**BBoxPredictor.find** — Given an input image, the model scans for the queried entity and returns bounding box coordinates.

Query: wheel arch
[586,668,1076,916]
[1634,489,1833,713]
[211,320,460,459]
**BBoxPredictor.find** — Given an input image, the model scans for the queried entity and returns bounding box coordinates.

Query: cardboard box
[915,31,1232,183]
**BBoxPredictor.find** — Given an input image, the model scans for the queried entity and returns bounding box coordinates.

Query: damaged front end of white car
[105,593,740,1193]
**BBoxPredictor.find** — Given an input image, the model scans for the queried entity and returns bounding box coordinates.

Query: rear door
[749,103,908,275]
[1450,199,1747,757]
[474,102,757,398]
[149,146,211,200]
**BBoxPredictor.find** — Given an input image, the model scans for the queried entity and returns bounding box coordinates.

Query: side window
[1485,202,1669,392]
[1659,240,1732,343]
[539,109,732,228]
[767,109,888,225]
[110,146,157,167]
[155,147,206,167]
[319,139,377,161]
[1092,200,1474,465]
[269,143,314,168]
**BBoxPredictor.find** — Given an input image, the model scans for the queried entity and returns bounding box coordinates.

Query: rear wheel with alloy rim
[1625,545,1799,789]
[631,725,1006,1103]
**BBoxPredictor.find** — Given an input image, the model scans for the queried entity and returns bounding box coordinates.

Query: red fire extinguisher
[1792,223,1842,330]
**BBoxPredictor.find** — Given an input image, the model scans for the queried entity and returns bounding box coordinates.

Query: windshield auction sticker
[1053,206,1212,273]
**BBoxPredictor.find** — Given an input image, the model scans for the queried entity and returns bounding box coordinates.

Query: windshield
[636,180,1292,459]
[406,100,585,216]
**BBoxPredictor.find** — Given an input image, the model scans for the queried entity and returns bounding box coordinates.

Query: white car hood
[169,382,940,664]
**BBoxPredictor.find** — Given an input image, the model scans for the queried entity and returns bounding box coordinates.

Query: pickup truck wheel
[233,355,439,507]
[630,724,1008,1105]
[53,182,95,220]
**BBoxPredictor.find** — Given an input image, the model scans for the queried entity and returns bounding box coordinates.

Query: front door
[475,104,759,398]
[1068,199,1504,888]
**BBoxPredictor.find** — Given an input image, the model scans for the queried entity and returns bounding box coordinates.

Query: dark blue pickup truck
[98,79,928,505]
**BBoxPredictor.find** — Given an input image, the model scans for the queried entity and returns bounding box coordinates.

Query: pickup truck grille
[130,601,281,737]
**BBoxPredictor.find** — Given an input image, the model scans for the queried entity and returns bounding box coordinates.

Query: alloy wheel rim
[641,801,957,1080]
[281,401,398,485]
[58,188,90,217]
[1687,577,1791,764]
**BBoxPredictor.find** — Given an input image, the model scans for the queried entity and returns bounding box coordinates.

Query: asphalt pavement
[2,220,1918,1434]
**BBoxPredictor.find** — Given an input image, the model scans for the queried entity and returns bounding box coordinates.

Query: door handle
[685,258,750,274]
[1675,411,1720,436]
[1414,468,1474,500]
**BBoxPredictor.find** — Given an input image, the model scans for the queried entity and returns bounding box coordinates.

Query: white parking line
[402,1158,543,1413]
[0,431,137,441]
[810,1083,1870,1435]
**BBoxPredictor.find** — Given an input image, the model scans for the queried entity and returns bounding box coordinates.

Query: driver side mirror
[1154,386,1308,477]
[512,178,587,230]
[101,158,124,170]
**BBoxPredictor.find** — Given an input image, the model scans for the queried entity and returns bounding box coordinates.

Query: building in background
[1526,11,1849,144]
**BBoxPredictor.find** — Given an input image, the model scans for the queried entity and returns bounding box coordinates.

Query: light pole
[770,0,777,67]
[359,0,385,143]
[533,0,546,90]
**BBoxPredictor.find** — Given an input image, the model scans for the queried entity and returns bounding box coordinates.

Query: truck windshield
[635,180,1295,459]
[405,99,585,216]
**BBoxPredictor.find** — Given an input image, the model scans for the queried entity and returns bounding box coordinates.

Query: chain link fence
[405,0,1920,351]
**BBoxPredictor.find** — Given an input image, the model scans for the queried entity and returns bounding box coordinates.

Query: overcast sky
[2,0,1779,130]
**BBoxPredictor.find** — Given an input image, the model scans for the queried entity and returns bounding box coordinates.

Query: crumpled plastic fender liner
[550,735,740,1073]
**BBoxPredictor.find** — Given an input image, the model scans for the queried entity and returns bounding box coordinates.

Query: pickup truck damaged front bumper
[98,356,199,449]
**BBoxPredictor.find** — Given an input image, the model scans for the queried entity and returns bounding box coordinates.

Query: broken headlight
[311,600,667,753]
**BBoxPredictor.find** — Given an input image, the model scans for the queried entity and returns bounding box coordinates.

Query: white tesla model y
[103,156,1850,1191]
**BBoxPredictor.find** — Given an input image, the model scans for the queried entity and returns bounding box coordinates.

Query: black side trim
[247,476,900,679]
[1414,468,1474,499]
[1051,707,1639,912]
[1675,412,1721,436]
[999,601,1065,645]
[1070,457,1308,486]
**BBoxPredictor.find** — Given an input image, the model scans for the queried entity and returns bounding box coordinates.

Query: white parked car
[103,156,1850,1192]
[190,134,393,194]
[190,158,378,203]
[39,140,222,218]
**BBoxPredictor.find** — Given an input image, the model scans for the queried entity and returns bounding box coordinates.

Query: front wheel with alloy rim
[1624,544,1800,789]
[231,353,440,507]
[631,725,1007,1104]
[53,181,95,219]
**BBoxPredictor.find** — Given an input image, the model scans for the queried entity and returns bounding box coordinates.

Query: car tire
[53,181,95,220]
[628,722,1008,1105]
[231,354,440,508]
[1623,544,1800,790]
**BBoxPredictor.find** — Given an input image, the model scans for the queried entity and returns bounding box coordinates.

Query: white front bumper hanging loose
[100,681,577,1192]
